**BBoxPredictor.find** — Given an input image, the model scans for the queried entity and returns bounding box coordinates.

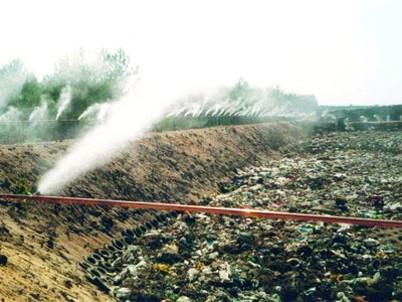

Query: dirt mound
[0,122,304,301]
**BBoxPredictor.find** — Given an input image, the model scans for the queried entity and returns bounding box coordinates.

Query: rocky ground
[99,131,402,302]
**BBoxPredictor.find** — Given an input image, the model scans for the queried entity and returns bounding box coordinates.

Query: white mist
[37,80,178,194]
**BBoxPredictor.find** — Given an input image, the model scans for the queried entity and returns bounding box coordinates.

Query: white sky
[1,0,402,105]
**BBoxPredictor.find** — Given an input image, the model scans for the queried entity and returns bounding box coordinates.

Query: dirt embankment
[0,123,304,301]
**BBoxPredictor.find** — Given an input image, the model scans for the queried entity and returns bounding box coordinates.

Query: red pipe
[1,193,401,228]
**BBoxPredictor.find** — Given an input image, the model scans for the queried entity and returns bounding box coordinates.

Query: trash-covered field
[105,131,402,302]
[0,123,301,301]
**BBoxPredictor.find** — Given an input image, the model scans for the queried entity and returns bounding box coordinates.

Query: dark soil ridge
[0,122,304,301]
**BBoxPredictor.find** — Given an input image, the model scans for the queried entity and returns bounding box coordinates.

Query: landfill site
[0,119,401,302]
[1,2,402,300]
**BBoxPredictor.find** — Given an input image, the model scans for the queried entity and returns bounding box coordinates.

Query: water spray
[1,194,401,229]
[55,85,72,120]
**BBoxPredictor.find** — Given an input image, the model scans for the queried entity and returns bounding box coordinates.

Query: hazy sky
[1,0,401,105]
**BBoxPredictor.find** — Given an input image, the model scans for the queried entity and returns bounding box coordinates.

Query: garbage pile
[90,131,402,302]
